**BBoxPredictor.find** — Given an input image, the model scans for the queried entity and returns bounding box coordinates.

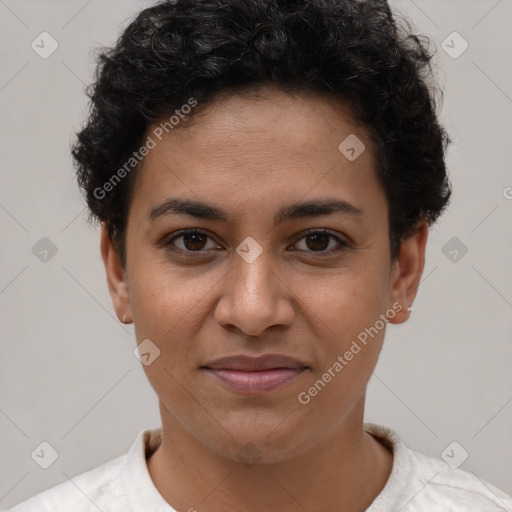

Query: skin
[101,86,428,511]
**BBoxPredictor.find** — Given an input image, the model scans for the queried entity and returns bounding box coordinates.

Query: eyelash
[165,229,349,257]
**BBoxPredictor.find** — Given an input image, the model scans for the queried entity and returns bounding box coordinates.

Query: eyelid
[291,228,349,255]
[164,228,349,255]
[166,229,222,250]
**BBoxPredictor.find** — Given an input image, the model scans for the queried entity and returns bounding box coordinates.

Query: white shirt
[9,423,512,511]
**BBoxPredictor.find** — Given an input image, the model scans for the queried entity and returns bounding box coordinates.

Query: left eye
[166,229,347,255]
[292,230,348,254]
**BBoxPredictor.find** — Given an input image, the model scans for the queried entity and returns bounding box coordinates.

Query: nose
[214,251,296,337]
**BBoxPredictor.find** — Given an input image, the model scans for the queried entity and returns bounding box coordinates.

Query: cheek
[128,262,221,382]
[129,260,208,331]
[297,293,387,420]
[300,259,390,342]
[128,270,206,409]
[294,252,391,399]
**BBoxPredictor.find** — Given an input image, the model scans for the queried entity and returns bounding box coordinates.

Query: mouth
[201,354,309,394]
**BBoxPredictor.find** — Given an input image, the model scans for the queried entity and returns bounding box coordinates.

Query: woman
[10,0,512,510]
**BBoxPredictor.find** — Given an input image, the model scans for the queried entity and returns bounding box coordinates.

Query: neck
[147,398,393,511]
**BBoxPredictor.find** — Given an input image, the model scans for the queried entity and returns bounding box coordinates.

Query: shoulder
[365,423,512,511]
[7,426,162,512]
[408,449,512,511]
[7,455,125,512]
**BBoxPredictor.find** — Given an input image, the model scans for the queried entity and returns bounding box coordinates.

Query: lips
[201,354,308,394]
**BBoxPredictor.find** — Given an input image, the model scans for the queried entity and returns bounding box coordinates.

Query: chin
[205,420,313,465]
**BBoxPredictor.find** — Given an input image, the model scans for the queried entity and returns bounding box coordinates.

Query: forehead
[155,87,370,163]
[128,87,385,222]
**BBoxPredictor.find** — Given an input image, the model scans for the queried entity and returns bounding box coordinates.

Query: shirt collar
[120,422,410,512]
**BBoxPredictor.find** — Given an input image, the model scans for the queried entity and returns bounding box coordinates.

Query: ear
[100,224,132,324]
[387,221,428,324]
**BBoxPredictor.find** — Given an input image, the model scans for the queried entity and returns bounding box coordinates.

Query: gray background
[1,0,511,509]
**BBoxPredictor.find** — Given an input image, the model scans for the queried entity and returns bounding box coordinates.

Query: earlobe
[388,222,428,324]
[100,224,133,324]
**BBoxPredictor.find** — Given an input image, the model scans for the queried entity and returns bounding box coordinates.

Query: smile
[203,367,307,394]
[201,354,309,394]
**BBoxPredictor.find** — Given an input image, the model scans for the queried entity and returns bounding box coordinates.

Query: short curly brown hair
[72,0,451,266]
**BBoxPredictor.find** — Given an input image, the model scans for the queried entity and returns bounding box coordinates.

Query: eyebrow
[148,197,364,225]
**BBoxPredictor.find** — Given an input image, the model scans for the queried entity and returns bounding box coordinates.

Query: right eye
[166,229,222,253]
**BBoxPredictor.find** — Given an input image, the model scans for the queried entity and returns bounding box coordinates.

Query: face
[102,86,426,463]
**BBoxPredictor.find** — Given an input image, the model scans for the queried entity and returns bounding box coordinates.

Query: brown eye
[293,230,348,255]
[167,230,219,252]
[304,233,330,251]
[181,232,208,251]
